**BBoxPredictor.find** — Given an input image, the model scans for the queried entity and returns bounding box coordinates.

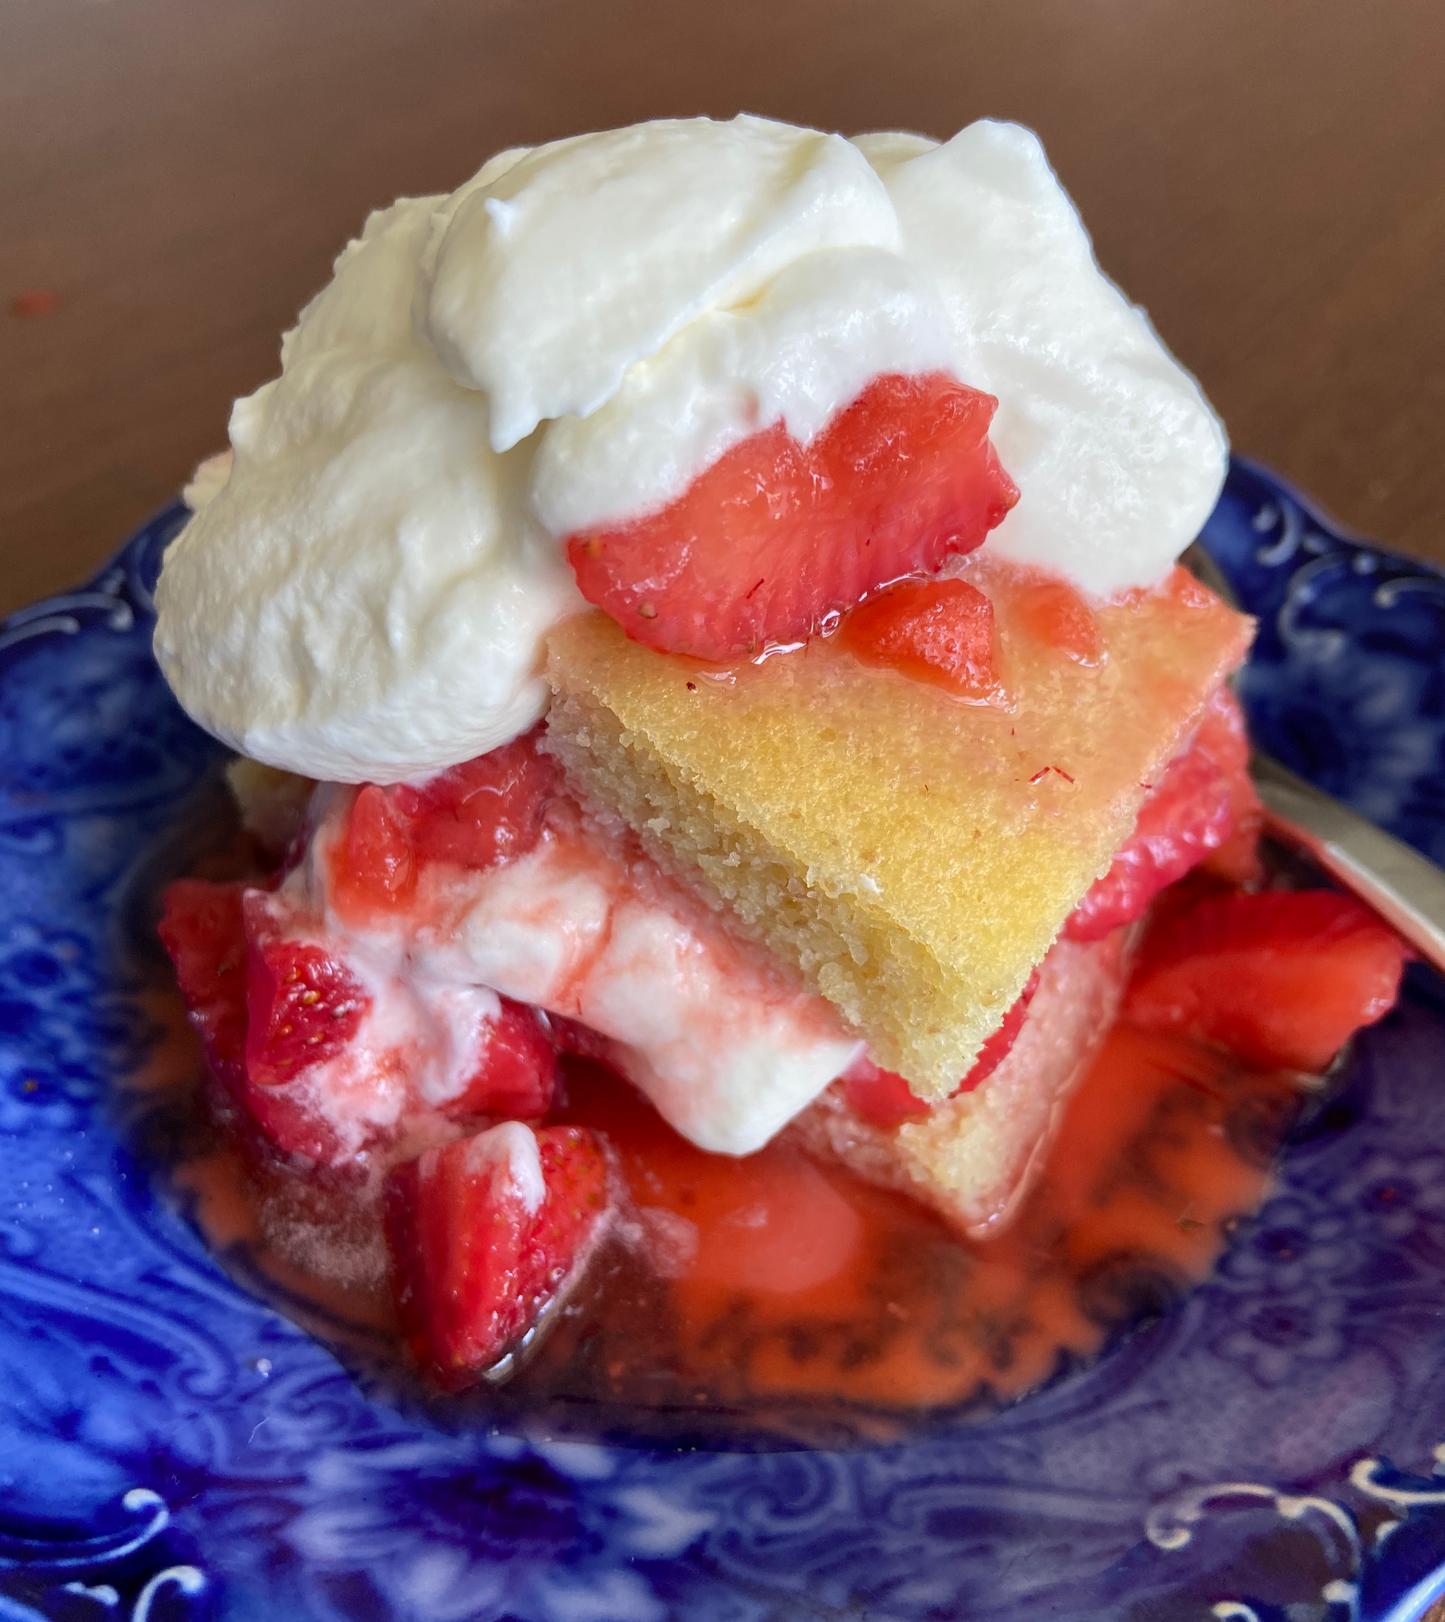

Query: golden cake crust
[545,557,1252,1095]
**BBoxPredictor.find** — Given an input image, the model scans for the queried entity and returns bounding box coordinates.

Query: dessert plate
[3,458,1445,1622]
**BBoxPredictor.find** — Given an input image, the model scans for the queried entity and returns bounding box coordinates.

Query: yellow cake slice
[544,553,1253,1099]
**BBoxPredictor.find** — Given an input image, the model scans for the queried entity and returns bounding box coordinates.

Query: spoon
[1180,541,1445,974]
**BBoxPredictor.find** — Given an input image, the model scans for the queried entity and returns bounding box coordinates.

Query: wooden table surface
[4,0,1445,620]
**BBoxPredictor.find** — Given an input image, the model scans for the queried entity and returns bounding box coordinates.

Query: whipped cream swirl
[155,115,1227,784]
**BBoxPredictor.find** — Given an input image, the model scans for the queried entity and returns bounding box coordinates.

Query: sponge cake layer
[545,557,1251,1096]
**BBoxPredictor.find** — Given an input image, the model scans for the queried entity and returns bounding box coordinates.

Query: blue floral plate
[4,458,1445,1622]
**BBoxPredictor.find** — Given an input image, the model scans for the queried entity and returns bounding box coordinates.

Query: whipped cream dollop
[279,785,862,1156]
[155,114,1227,785]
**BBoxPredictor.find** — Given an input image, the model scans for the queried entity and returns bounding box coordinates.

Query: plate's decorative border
[1201,459,1445,869]
[2,466,1445,1622]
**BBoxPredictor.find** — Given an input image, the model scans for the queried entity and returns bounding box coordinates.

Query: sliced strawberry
[159,879,337,1160]
[1065,687,1264,942]
[838,576,1000,699]
[243,898,370,1088]
[385,1122,612,1388]
[567,372,1019,660]
[443,998,559,1122]
[1125,889,1409,1072]
[1065,746,1234,942]
[960,968,1040,1090]
[396,729,558,871]
[157,878,249,1088]
[843,969,1040,1129]
[334,783,418,916]
[331,731,558,924]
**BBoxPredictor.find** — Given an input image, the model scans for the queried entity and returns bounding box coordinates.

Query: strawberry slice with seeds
[567,371,1018,660]
[838,575,999,699]
[843,969,1040,1129]
[1125,888,1408,1072]
[385,1122,612,1387]
[235,900,374,1161]
[160,879,342,1160]
[243,903,370,1089]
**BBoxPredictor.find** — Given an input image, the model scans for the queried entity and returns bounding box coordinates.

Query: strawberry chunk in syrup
[158,878,249,1091]
[567,372,1019,660]
[843,970,1041,1130]
[1125,888,1408,1072]
[159,879,352,1162]
[159,874,559,1165]
[244,904,370,1088]
[385,1122,613,1387]
[1064,687,1263,942]
[838,576,1000,699]
[444,1000,559,1122]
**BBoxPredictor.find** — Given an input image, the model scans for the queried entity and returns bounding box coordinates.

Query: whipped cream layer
[156,114,1227,785]
[279,785,862,1156]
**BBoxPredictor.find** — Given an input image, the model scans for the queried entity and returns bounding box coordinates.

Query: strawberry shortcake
[153,116,1406,1391]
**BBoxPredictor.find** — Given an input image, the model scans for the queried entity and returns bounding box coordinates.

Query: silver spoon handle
[1252,751,1445,973]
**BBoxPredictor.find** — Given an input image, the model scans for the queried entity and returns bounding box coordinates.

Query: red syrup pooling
[140,962,1306,1444]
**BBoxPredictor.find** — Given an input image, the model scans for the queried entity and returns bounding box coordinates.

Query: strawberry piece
[1065,747,1234,942]
[1193,686,1265,884]
[1125,889,1408,1072]
[839,1055,926,1130]
[385,1122,612,1387]
[160,879,340,1161]
[838,576,999,698]
[243,901,370,1088]
[334,784,418,915]
[397,730,557,870]
[157,878,249,1088]
[960,967,1040,1089]
[1065,687,1263,941]
[843,969,1040,1129]
[443,998,560,1122]
[332,732,558,924]
[1012,573,1103,666]
[567,372,1019,660]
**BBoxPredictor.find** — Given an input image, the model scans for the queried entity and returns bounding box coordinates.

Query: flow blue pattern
[2,461,1445,1622]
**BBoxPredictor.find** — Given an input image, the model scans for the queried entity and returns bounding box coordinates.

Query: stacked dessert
[154,116,1406,1389]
